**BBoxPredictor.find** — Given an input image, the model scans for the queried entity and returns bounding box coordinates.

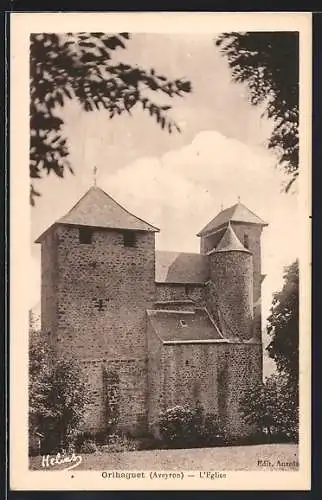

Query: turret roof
[208,222,250,254]
[35,186,159,242]
[197,201,268,237]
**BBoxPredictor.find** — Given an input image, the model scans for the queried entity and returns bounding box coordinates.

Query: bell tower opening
[79,227,93,244]
[123,230,137,248]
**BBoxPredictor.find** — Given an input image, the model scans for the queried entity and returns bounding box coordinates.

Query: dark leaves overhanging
[30,32,192,204]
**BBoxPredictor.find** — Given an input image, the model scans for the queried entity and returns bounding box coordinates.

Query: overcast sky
[30,33,299,366]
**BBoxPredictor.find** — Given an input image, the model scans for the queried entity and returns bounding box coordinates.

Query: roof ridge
[197,201,267,237]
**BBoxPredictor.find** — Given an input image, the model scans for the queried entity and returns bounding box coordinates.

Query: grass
[30,443,299,471]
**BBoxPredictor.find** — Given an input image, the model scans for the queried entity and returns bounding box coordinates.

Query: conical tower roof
[208,222,250,254]
[35,186,159,243]
[197,201,268,237]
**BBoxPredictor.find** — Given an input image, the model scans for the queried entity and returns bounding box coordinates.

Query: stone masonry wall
[40,229,58,350]
[147,337,262,438]
[209,251,254,341]
[231,222,263,341]
[79,358,147,432]
[147,320,164,431]
[223,343,262,437]
[40,219,264,438]
[48,224,156,432]
[199,222,264,341]
[155,283,206,306]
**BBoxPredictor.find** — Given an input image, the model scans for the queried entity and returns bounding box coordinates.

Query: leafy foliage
[29,325,91,454]
[99,433,138,453]
[73,430,138,453]
[79,439,98,454]
[241,260,299,443]
[158,404,227,448]
[267,260,299,385]
[216,32,299,192]
[240,373,298,442]
[30,33,191,204]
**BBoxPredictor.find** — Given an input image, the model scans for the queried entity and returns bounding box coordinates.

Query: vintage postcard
[10,12,311,491]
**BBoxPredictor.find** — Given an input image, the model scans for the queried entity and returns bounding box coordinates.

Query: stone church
[36,185,268,439]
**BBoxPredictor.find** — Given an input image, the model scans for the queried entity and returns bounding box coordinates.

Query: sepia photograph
[10,12,311,491]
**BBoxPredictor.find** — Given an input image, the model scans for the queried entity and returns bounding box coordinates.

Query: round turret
[208,223,253,341]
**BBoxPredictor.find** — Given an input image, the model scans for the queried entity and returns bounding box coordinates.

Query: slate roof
[197,202,268,237]
[147,308,225,343]
[155,251,209,284]
[208,223,250,254]
[36,186,159,242]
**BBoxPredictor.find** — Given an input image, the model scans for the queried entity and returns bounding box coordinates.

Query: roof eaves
[58,221,158,233]
[207,247,251,256]
[230,218,268,227]
[232,204,268,227]
[34,223,57,244]
[155,281,205,286]
[196,224,227,238]
[36,219,159,244]
[153,299,195,306]
[163,339,231,345]
[147,309,195,315]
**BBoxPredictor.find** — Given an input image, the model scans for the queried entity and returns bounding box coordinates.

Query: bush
[29,327,91,455]
[240,373,298,443]
[99,434,137,453]
[158,405,227,449]
[135,435,161,451]
[159,405,195,447]
[80,439,98,454]
[73,431,138,453]
[201,413,228,446]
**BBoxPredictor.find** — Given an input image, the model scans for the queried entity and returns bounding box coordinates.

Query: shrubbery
[240,373,298,443]
[240,262,299,445]
[100,434,138,453]
[79,440,98,454]
[158,404,227,448]
[29,326,91,455]
[73,431,138,453]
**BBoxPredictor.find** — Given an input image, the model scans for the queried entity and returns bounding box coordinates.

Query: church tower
[207,222,254,341]
[196,204,268,437]
[36,185,159,432]
[197,201,268,341]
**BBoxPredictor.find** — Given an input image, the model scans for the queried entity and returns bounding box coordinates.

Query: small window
[79,227,93,244]
[123,230,137,247]
[180,319,187,328]
[244,234,249,249]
